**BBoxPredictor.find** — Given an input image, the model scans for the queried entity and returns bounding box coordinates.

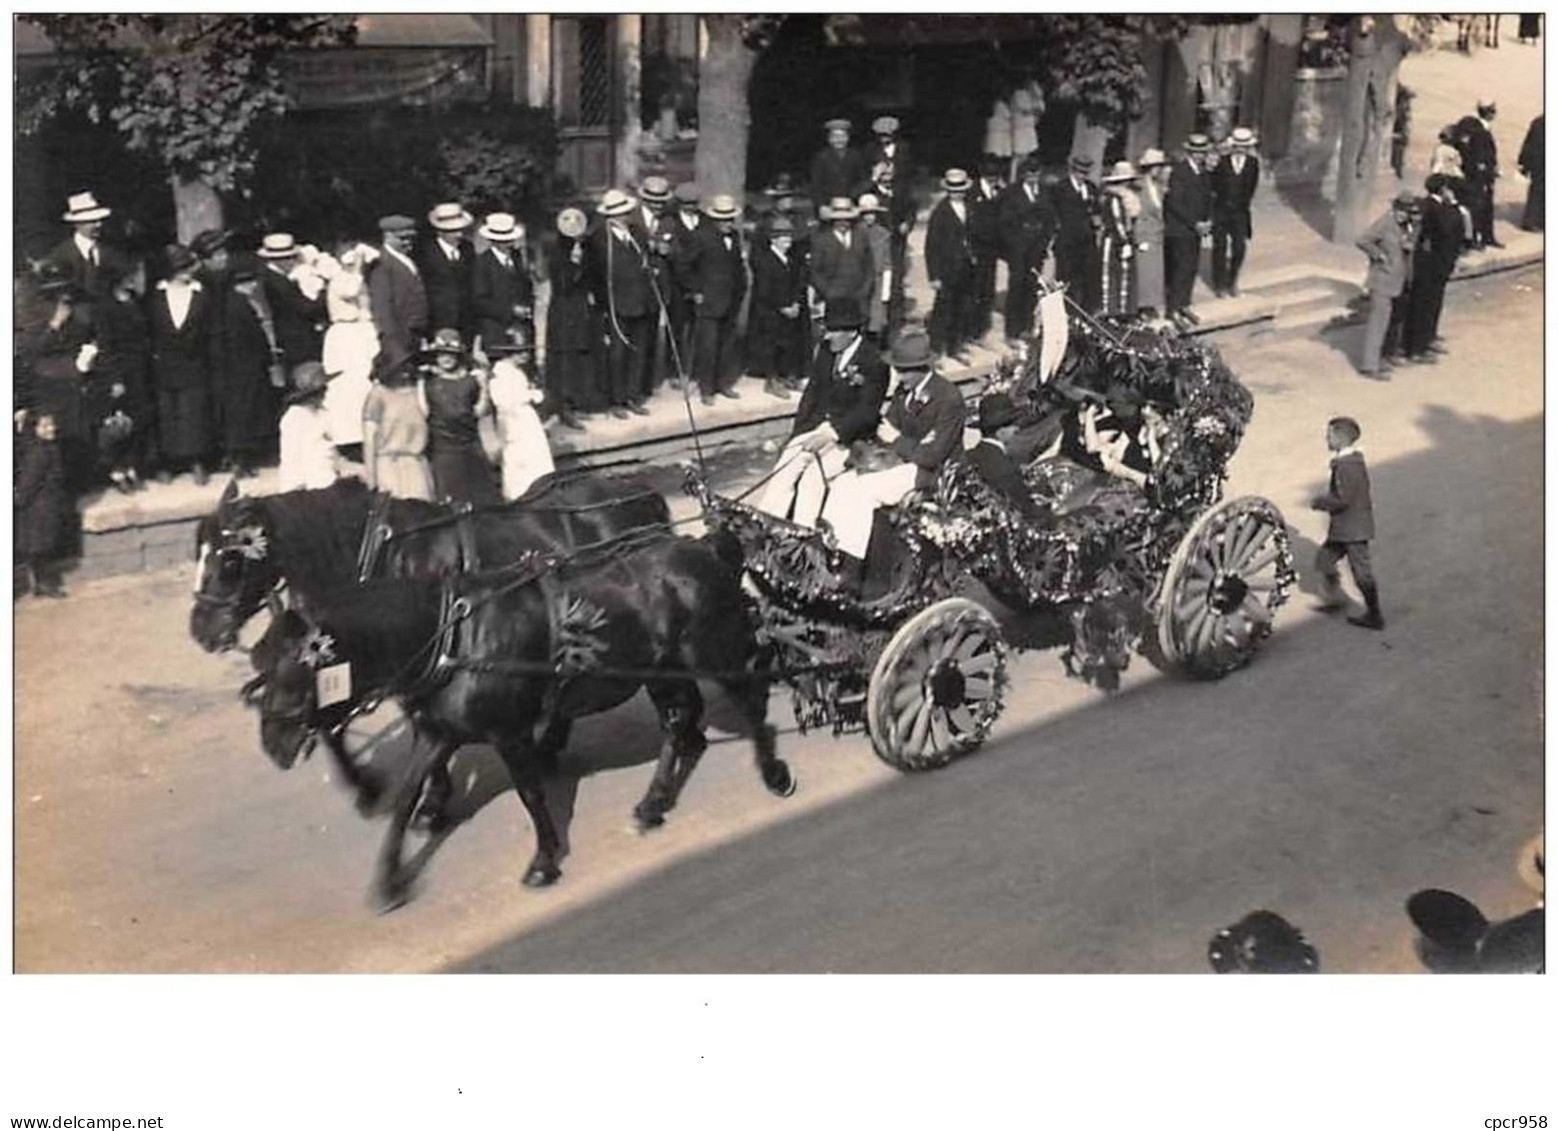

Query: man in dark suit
[421,202,475,341]
[1211,127,1260,297]
[680,194,747,404]
[147,244,223,484]
[810,118,871,209]
[819,328,965,565]
[967,155,1006,342]
[470,212,535,363]
[1518,113,1543,231]
[1404,174,1463,361]
[863,116,911,191]
[1050,153,1102,313]
[633,175,681,392]
[997,155,1057,343]
[588,189,655,417]
[665,181,704,385]
[967,392,1046,520]
[368,214,429,365]
[925,168,977,362]
[747,216,810,398]
[1164,134,1214,327]
[256,232,326,374]
[1454,101,1503,248]
[809,198,877,329]
[48,191,129,310]
[756,304,887,526]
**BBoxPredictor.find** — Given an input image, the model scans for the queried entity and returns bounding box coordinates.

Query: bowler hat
[674,181,701,206]
[62,190,111,223]
[703,194,741,220]
[977,393,1018,433]
[1208,911,1319,974]
[486,325,532,356]
[378,215,417,235]
[1068,152,1096,172]
[165,244,199,274]
[888,328,935,370]
[763,173,798,198]
[428,202,474,231]
[871,115,900,136]
[824,117,853,133]
[597,190,636,218]
[823,300,864,331]
[941,168,972,193]
[258,232,300,260]
[190,228,232,258]
[478,212,523,242]
[227,252,262,282]
[639,175,672,203]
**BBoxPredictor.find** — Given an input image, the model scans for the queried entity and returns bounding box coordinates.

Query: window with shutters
[553,15,612,129]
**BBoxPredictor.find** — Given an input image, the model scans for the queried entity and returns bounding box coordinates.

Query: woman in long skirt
[544,208,607,417]
[1099,161,1141,318]
[418,329,500,507]
[487,334,555,500]
[321,242,379,463]
[1133,149,1170,319]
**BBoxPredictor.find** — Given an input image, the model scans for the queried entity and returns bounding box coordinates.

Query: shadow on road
[436,407,1542,973]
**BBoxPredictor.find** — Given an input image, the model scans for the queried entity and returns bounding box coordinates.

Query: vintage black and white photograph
[6,8,1550,1122]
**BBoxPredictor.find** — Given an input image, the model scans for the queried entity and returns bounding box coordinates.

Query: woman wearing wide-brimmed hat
[855,192,894,342]
[416,328,499,506]
[1133,148,1170,318]
[1099,160,1142,317]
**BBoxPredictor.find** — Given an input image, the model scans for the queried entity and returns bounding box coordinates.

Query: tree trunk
[1071,112,1111,183]
[171,175,224,246]
[694,15,758,202]
[1333,15,1408,244]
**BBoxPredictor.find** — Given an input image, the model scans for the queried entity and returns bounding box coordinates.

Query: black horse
[248,531,795,911]
[192,472,671,814]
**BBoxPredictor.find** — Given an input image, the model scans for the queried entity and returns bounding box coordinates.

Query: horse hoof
[765,763,797,798]
[522,863,561,888]
[354,785,383,818]
[373,879,413,915]
[634,810,666,833]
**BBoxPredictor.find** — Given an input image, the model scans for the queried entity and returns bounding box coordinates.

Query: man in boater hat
[49,190,127,305]
[1164,133,1214,327]
[924,168,977,362]
[1211,127,1260,296]
[470,212,534,363]
[680,194,747,405]
[636,175,681,393]
[1051,152,1103,313]
[588,189,655,417]
[421,201,475,342]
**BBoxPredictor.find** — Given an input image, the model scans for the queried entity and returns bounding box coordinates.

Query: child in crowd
[15,411,69,598]
[361,342,434,501]
[1310,415,1383,630]
[486,327,555,500]
[277,361,337,492]
[418,329,499,507]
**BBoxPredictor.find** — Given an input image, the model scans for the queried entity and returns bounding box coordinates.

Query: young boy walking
[1310,415,1383,630]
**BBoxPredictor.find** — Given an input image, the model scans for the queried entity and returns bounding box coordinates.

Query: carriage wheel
[866,598,1008,772]
[1153,495,1294,679]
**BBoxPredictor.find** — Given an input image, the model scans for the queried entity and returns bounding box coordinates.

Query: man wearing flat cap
[1211,127,1260,297]
[1453,101,1503,248]
[368,214,429,365]
[997,155,1058,342]
[810,118,871,209]
[1354,192,1420,379]
[863,116,910,195]
[925,169,977,362]
[678,194,747,404]
[1051,153,1103,313]
[421,202,476,343]
[1164,134,1214,327]
[810,197,877,333]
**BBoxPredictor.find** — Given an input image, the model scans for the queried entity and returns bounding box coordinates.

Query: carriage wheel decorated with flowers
[1152,496,1295,679]
[866,598,1009,772]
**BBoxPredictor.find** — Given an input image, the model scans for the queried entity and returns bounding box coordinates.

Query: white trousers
[756,438,851,527]
[819,462,919,560]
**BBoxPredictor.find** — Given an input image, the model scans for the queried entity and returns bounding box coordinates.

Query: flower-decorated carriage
[693,311,1296,773]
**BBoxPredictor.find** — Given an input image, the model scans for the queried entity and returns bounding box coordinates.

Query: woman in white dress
[485,329,554,500]
[319,241,379,463]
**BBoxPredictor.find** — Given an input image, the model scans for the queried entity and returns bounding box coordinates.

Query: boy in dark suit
[1310,415,1383,630]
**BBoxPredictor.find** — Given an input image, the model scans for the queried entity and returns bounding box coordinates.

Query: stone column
[525,14,551,109]
[615,14,644,188]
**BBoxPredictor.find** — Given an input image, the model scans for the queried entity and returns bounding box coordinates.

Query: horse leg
[493,736,565,888]
[409,760,455,834]
[320,730,386,817]
[633,681,707,832]
[722,672,795,799]
[372,731,457,914]
[533,714,573,777]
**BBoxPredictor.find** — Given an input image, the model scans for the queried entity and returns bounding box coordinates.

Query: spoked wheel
[866,597,1008,772]
[1153,496,1295,679]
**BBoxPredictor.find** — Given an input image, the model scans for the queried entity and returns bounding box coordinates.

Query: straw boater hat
[556,207,587,240]
[1137,147,1169,170]
[1229,126,1257,149]
[639,175,672,204]
[478,212,523,242]
[63,191,111,223]
[872,115,900,136]
[428,202,473,231]
[941,168,972,194]
[1184,133,1212,154]
[1103,160,1139,183]
[821,196,860,222]
[257,233,299,260]
[703,194,740,220]
[597,189,636,218]
[856,193,886,214]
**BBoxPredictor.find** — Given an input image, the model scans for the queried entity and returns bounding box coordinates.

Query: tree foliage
[1040,15,1191,130]
[17,15,355,194]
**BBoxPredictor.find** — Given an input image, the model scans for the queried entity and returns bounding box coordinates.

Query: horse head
[189,479,281,652]
[248,607,343,771]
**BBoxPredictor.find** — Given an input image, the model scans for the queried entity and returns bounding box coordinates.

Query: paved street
[13,267,1542,973]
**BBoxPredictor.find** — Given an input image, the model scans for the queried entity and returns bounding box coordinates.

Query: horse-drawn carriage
[692,311,1296,772]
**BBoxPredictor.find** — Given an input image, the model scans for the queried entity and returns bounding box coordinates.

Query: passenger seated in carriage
[756,302,887,527]
[966,392,1049,521]
[819,327,965,581]
[1055,380,1167,490]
